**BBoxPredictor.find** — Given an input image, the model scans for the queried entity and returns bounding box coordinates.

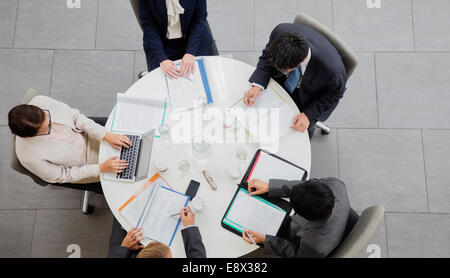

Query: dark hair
[266,32,309,71]
[290,179,335,221]
[8,104,45,137]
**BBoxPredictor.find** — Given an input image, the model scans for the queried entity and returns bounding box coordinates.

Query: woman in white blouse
[139,0,213,79]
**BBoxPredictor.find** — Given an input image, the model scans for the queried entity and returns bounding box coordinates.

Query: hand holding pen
[242,229,265,245]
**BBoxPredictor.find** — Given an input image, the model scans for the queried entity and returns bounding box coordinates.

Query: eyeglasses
[36,109,52,136]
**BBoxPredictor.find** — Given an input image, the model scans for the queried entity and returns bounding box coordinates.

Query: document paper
[165,58,212,112]
[120,177,189,246]
[223,188,286,236]
[111,93,166,135]
[231,85,297,144]
[246,151,306,183]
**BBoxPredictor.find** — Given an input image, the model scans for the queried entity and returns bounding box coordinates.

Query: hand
[160,59,181,79]
[248,178,269,196]
[242,229,265,244]
[180,54,195,78]
[290,113,310,133]
[180,207,195,226]
[104,132,131,150]
[243,86,261,106]
[121,227,144,251]
[99,156,128,173]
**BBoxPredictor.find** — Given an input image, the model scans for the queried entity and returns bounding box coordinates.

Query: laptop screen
[135,129,155,182]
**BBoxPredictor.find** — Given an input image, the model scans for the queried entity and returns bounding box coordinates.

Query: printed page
[247,151,305,183]
[225,189,285,236]
[111,93,165,134]
[139,186,189,245]
[166,60,207,112]
[120,182,157,227]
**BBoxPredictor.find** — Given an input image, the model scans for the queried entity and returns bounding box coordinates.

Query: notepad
[246,150,306,183]
[165,58,213,112]
[111,93,167,136]
[119,174,189,246]
[230,84,297,144]
[222,188,286,236]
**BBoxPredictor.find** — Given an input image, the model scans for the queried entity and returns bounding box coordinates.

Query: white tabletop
[99,56,311,258]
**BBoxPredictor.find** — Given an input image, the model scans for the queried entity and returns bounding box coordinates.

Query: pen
[244,229,257,245]
[203,170,217,191]
[184,77,193,82]
[169,208,188,217]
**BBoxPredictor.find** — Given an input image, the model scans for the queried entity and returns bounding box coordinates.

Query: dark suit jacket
[107,218,206,258]
[139,0,213,64]
[249,23,347,122]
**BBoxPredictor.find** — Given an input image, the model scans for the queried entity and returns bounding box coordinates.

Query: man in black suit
[107,206,206,258]
[244,23,347,138]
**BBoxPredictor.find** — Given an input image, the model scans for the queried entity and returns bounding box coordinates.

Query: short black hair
[266,32,309,71]
[8,104,45,137]
[290,179,335,221]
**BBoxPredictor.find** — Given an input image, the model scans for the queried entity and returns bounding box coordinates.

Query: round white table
[99,56,311,258]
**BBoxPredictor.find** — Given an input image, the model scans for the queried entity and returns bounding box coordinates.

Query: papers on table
[230,84,297,144]
[246,151,306,183]
[222,188,286,236]
[119,174,189,246]
[111,93,166,135]
[165,58,213,112]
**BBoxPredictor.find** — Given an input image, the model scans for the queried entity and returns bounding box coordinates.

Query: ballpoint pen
[244,229,257,245]
[169,208,189,217]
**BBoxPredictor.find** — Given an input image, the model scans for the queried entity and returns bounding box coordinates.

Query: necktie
[284,68,302,94]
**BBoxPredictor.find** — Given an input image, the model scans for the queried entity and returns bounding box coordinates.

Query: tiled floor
[1,0,449,258]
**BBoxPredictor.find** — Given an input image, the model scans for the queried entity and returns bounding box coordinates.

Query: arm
[181,226,207,258]
[302,73,346,122]
[265,235,323,258]
[108,219,132,258]
[268,179,303,198]
[139,0,167,64]
[23,159,100,184]
[185,0,208,56]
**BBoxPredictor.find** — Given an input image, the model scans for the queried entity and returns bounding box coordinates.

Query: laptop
[103,129,155,183]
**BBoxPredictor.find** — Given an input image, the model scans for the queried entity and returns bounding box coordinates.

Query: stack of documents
[230,85,297,144]
[165,58,213,112]
[111,93,166,136]
[119,174,189,246]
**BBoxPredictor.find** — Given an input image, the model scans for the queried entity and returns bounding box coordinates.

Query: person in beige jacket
[8,95,131,185]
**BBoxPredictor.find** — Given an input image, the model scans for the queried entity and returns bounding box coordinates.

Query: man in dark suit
[108,206,206,258]
[244,23,347,138]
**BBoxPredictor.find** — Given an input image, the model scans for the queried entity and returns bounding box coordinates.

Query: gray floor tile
[87,192,110,210]
[386,213,450,258]
[14,0,98,49]
[376,53,450,129]
[338,129,428,213]
[208,0,254,51]
[133,51,148,83]
[0,49,53,125]
[255,0,333,51]
[357,212,388,258]
[326,53,378,128]
[0,210,35,258]
[333,0,414,51]
[422,130,450,213]
[220,51,261,67]
[0,0,17,48]
[31,209,113,258]
[96,0,143,51]
[310,129,339,179]
[413,0,450,51]
[50,50,135,118]
[0,128,82,209]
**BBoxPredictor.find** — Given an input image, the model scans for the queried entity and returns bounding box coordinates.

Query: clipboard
[221,149,308,239]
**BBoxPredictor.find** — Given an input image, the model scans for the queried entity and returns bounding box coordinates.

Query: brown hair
[137,241,171,258]
[8,104,45,137]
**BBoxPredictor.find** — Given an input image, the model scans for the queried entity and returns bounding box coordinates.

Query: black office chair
[9,89,104,215]
[294,13,358,135]
[129,0,219,78]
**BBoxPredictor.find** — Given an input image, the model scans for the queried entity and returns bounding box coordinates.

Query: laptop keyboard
[117,134,141,180]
